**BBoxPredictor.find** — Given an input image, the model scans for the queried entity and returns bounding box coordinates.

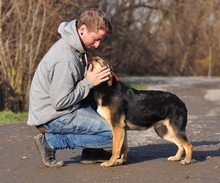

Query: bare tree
[0,0,83,111]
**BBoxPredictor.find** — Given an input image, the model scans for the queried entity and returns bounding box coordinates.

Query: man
[27,9,113,168]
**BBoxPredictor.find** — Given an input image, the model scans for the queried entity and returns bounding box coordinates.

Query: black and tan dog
[90,56,193,167]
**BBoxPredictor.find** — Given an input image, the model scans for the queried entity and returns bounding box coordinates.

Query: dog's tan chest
[97,104,112,126]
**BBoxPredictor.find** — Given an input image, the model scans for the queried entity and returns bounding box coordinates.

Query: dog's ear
[107,72,113,86]
[87,55,93,63]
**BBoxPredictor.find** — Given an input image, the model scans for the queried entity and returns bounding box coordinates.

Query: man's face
[79,25,106,49]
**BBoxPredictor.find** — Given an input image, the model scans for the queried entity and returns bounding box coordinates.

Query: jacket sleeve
[49,61,93,111]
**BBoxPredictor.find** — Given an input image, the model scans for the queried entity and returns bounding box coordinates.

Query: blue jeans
[43,106,112,150]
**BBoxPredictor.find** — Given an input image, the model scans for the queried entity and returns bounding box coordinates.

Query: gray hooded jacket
[27,20,93,126]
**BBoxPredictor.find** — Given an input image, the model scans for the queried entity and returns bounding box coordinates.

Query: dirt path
[0,77,219,183]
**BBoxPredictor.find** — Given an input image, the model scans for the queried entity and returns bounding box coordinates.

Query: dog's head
[89,56,118,86]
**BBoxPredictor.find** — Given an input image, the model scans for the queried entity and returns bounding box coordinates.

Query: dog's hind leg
[154,120,193,165]
[174,134,193,165]
[165,133,193,165]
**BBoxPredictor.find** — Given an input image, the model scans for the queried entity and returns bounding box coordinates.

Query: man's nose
[94,41,100,48]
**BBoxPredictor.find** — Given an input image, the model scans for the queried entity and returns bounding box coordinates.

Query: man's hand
[86,64,111,86]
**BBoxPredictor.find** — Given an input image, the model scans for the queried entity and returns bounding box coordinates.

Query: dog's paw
[100,159,124,167]
[100,161,113,167]
[114,158,125,166]
[180,159,191,165]
[167,156,180,161]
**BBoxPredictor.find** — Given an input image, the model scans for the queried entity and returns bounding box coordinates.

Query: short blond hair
[77,9,112,34]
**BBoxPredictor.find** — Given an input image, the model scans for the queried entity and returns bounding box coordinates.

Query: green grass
[0,111,27,125]
[127,83,147,90]
[124,82,148,90]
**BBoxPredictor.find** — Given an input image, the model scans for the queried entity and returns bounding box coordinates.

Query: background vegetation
[0,0,220,112]
[0,110,27,125]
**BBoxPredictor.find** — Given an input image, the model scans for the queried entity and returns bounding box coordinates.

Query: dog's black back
[94,77,187,132]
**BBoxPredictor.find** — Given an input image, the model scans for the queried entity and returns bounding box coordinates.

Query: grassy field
[0,111,28,125]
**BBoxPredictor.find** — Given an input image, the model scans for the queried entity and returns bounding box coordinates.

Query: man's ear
[78,24,87,35]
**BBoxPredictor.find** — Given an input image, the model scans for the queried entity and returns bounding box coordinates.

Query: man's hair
[77,9,112,34]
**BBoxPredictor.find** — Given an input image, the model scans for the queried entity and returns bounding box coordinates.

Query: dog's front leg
[114,130,128,165]
[101,125,125,167]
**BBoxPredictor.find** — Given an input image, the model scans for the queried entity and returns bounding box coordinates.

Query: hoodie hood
[58,20,86,54]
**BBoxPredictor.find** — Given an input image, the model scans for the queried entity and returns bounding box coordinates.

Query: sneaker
[80,148,112,164]
[34,134,64,168]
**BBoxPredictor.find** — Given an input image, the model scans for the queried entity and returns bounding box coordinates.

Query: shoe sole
[80,160,106,164]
